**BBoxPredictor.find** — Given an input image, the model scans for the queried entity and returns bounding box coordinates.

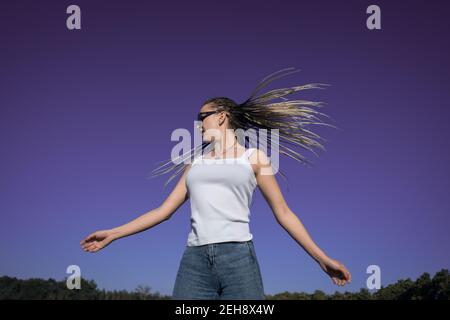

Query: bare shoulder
[183,162,192,174]
[248,148,271,165]
[248,148,273,177]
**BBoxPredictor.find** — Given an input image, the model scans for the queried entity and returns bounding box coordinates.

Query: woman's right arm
[80,164,191,253]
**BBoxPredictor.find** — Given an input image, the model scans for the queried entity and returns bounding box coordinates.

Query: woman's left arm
[250,149,352,286]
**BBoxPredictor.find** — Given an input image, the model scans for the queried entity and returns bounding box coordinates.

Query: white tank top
[185,148,257,246]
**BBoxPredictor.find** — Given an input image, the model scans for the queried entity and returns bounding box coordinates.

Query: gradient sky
[1,0,449,296]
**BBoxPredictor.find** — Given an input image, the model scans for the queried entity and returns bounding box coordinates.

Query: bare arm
[80,164,191,252]
[250,150,351,286]
[110,164,191,239]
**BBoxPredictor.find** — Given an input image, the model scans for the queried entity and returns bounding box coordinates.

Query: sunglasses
[197,111,219,122]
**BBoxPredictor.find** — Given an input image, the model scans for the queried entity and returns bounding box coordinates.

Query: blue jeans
[172,240,265,300]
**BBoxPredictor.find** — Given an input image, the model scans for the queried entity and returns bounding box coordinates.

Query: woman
[80,67,352,300]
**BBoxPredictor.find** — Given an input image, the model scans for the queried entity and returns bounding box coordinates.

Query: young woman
[80,67,352,300]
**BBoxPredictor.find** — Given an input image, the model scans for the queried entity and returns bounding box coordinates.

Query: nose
[196,124,204,133]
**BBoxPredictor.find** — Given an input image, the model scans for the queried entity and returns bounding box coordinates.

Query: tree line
[0,269,448,300]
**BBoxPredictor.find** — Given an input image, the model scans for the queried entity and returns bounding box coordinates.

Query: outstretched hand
[319,258,352,286]
[80,230,117,253]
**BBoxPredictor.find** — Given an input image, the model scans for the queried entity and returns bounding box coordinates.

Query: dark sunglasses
[197,111,218,122]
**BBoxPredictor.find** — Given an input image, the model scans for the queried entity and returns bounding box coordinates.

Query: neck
[212,129,237,156]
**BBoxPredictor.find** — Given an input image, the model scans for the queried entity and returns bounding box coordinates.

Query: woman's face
[198,103,223,142]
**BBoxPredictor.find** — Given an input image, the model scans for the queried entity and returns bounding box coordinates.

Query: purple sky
[1,0,449,295]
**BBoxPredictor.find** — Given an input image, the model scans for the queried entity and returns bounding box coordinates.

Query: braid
[148,67,337,187]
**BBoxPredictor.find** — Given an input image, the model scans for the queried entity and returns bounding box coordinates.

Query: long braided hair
[149,67,338,188]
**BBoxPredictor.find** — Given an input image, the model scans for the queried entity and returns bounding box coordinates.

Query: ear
[218,111,227,126]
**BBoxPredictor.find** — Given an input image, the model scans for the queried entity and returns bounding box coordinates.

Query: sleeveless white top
[185,148,258,246]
